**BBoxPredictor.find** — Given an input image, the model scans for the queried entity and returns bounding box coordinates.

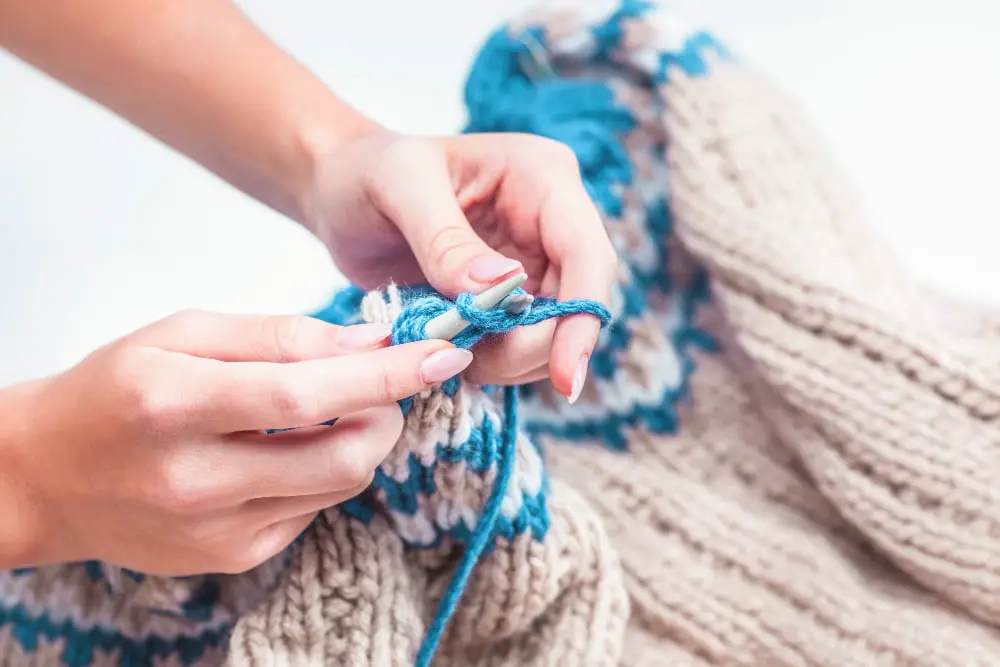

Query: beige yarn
[221,49,1000,667]
[231,45,1000,667]
[5,6,1000,667]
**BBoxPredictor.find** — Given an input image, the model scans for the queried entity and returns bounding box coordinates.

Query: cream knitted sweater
[3,2,1000,666]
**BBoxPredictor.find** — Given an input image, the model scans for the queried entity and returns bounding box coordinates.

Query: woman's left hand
[304,132,617,402]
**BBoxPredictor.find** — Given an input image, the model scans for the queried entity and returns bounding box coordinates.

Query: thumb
[371,140,522,296]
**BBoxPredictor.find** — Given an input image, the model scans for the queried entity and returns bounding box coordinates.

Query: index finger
[183,339,470,433]
[543,177,617,402]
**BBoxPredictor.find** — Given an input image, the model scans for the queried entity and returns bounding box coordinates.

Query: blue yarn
[374,288,609,666]
[409,291,608,663]
[311,8,729,663]
[0,602,227,667]
[391,287,612,350]
[0,3,734,665]
[415,387,521,667]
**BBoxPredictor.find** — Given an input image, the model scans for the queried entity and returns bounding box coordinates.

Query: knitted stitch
[5,1,1000,665]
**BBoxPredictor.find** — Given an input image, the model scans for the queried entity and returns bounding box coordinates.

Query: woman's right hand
[0,310,472,576]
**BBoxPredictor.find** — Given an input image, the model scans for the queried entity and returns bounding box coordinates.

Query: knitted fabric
[5,1,1000,665]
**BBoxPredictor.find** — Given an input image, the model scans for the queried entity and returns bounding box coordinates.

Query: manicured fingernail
[468,257,523,283]
[338,323,393,349]
[568,355,590,405]
[421,347,474,384]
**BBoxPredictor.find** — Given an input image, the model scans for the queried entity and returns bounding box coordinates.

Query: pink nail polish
[468,257,523,284]
[338,323,394,350]
[421,348,474,384]
[568,355,590,405]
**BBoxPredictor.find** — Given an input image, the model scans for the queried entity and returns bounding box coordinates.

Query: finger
[491,364,550,388]
[463,322,553,385]
[187,340,471,432]
[136,310,393,362]
[239,481,372,527]
[232,513,317,574]
[181,406,402,505]
[367,138,523,296]
[541,178,616,401]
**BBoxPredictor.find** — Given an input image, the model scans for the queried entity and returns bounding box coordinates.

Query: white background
[1,0,998,386]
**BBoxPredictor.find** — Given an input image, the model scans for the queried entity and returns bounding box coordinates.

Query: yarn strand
[415,387,521,667]
[389,286,611,665]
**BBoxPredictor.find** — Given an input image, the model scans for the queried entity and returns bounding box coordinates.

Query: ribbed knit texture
[4,1,1000,665]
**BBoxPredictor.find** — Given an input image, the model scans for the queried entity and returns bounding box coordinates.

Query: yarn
[13,2,1000,666]
[414,388,519,667]
[264,283,613,666]
[373,287,610,667]
[336,284,613,557]
[391,287,612,350]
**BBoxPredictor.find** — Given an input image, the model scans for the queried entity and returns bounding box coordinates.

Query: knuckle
[257,315,306,363]
[357,409,402,476]
[325,408,400,489]
[473,344,517,383]
[268,380,320,425]
[163,308,207,333]
[229,523,307,574]
[336,451,376,490]
[109,348,186,435]
[485,336,534,382]
[150,456,215,516]
[216,542,267,575]
[377,405,406,442]
[426,225,478,271]
[539,138,580,172]
[363,137,437,201]
[371,361,410,404]
[494,352,523,382]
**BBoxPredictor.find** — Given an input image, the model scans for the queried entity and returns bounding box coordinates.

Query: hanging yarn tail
[326,284,612,664]
[414,386,521,667]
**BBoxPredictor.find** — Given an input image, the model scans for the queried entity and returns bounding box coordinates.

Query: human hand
[0,310,472,575]
[304,132,617,401]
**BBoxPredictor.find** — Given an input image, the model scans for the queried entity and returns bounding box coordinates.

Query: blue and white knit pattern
[0,2,728,665]
[455,0,726,451]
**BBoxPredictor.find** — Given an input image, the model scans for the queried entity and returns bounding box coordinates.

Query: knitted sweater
[5,1,1000,665]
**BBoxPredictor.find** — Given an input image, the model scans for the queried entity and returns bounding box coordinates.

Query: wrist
[292,100,384,230]
[0,379,59,569]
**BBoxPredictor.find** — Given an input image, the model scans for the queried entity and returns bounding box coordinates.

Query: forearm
[0,0,379,224]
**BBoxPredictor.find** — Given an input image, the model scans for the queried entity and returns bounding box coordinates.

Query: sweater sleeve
[663,56,1000,625]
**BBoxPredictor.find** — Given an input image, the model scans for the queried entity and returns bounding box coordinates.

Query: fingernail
[421,347,474,384]
[568,355,590,405]
[338,323,394,349]
[468,257,523,284]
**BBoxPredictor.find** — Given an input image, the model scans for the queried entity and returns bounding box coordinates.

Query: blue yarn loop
[392,287,612,349]
[388,287,610,667]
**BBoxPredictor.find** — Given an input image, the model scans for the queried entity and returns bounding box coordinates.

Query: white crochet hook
[423,271,533,341]
[268,275,531,434]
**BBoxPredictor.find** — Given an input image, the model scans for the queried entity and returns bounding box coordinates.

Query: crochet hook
[423,271,532,341]
[269,274,530,434]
